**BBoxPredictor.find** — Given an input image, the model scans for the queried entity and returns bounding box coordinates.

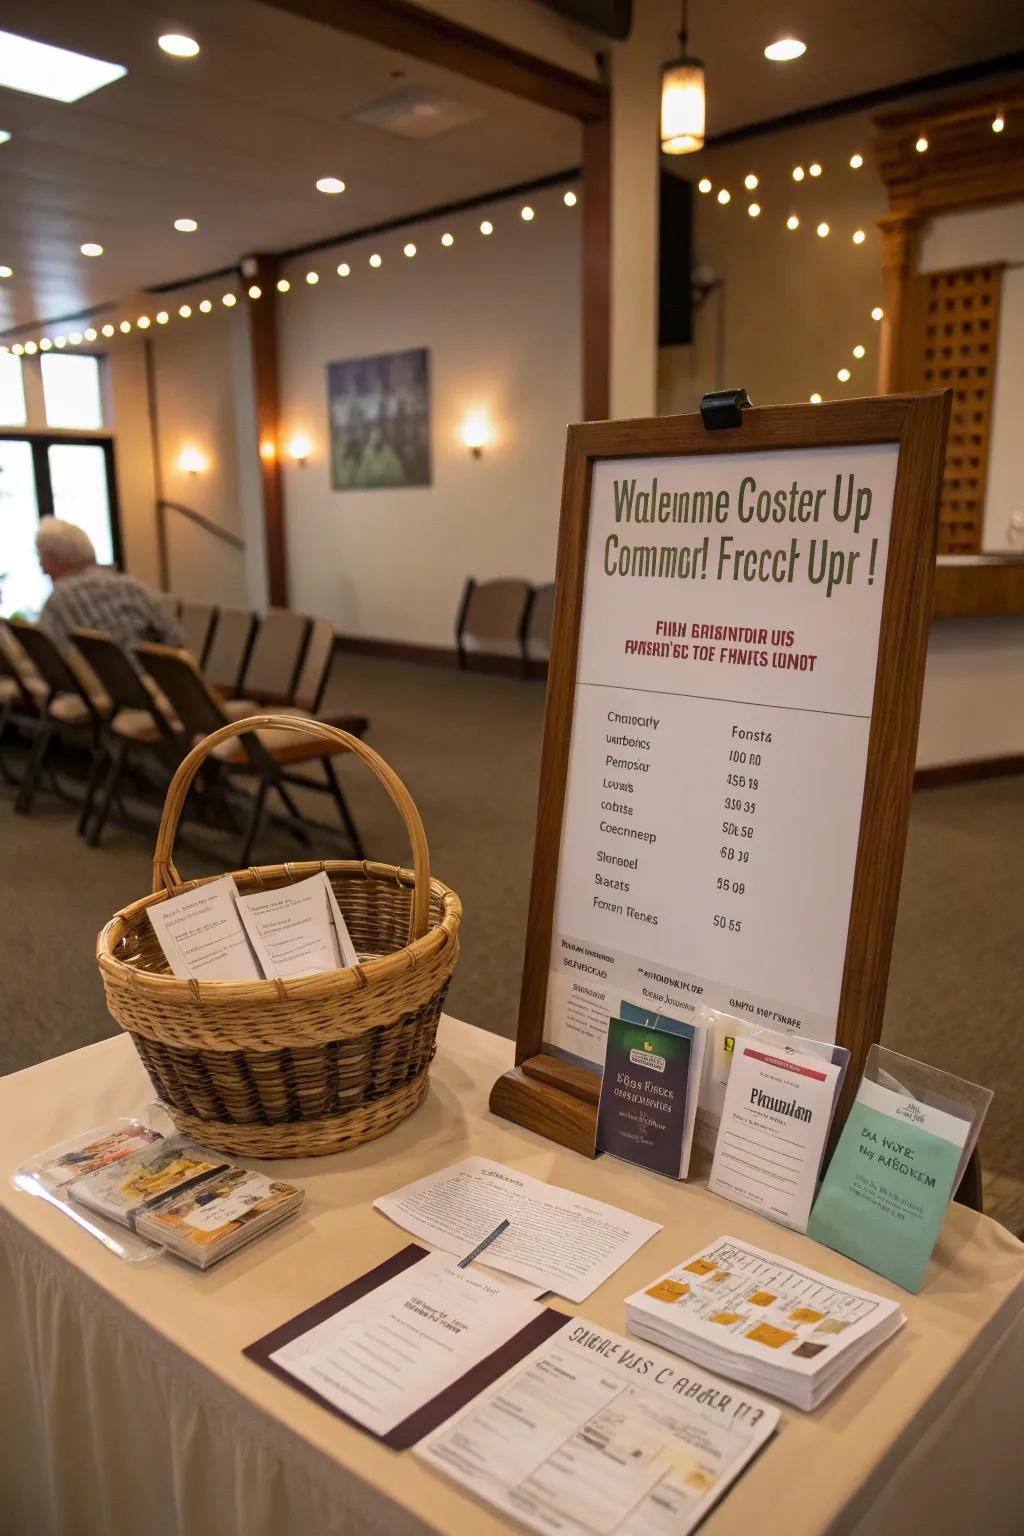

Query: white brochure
[416,1318,779,1536]
[708,1041,841,1231]
[269,1249,546,1436]
[374,1156,662,1303]
[147,875,261,981]
[236,871,358,978]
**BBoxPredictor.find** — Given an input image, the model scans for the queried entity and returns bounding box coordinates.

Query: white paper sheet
[236,872,352,978]
[147,875,261,981]
[373,1156,662,1303]
[269,1249,546,1435]
[708,1042,841,1230]
[416,1319,779,1536]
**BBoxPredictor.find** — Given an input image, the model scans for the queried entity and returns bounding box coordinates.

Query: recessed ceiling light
[765,37,806,62]
[80,242,103,257]
[305,271,319,284]
[479,220,493,235]
[786,214,799,230]
[441,232,454,247]
[158,34,199,58]
[174,217,198,233]
[336,263,350,277]
[277,278,290,293]
[697,178,712,194]
[852,229,866,245]
[315,176,345,195]
[747,202,760,217]
[871,306,884,321]
[563,190,577,206]
[767,37,810,61]
[850,152,863,169]
[403,242,416,258]
[0,264,11,277]
[0,131,10,145]
[369,253,382,268]
[792,165,805,181]
[744,173,758,190]
[0,29,126,102]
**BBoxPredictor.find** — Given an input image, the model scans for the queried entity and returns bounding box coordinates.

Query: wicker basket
[96,715,461,1158]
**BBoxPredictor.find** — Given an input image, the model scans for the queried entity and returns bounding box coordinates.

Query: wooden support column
[876,214,921,395]
[245,253,288,607]
[582,114,612,421]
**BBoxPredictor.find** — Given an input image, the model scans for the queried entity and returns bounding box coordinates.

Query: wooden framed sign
[491,393,951,1156]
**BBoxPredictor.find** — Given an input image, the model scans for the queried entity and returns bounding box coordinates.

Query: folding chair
[231,619,361,731]
[0,635,44,785]
[221,608,312,719]
[5,619,108,815]
[202,608,257,695]
[455,577,533,676]
[137,643,367,867]
[70,629,184,844]
[179,601,217,667]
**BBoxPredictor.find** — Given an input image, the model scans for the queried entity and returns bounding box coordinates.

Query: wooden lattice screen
[899,264,1003,554]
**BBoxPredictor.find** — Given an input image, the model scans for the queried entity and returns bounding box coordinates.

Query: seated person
[36,519,183,655]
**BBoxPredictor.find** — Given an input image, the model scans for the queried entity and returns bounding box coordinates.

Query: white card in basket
[147,875,262,982]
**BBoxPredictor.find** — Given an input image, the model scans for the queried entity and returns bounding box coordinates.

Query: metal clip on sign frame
[699,388,752,429]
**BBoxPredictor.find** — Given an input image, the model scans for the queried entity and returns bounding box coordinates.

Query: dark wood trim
[490,392,951,1153]
[261,0,608,121]
[914,753,1024,790]
[247,255,287,606]
[582,116,611,421]
[933,558,1024,618]
[143,337,170,590]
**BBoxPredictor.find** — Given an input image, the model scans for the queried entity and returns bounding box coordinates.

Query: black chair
[70,629,184,844]
[5,620,108,816]
[455,577,533,676]
[137,643,368,867]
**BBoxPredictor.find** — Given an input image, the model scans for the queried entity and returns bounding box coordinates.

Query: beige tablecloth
[2,1016,1022,1536]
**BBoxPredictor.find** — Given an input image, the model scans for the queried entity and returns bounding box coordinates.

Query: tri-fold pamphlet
[373,1156,661,1302]
[808,1048,989,1292]
[596,1001,705,1179]
[148,871,359,982]
[67,1133,304,1268]
[707,1038,844,1231]
[626,1236,904,1410]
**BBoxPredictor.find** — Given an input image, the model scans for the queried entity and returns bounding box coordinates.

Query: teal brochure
[808,1082,965,1292]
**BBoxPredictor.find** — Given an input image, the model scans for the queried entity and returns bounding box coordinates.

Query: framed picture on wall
[326,347,432,491]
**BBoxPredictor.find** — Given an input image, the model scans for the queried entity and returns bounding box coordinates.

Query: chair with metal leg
[0,634,44,786]
[220,607,312,719]
[179,601,217,667]
[5,619,109,815]
[69,629,185,844]
[137,643,368,866]
[201,608,258,697]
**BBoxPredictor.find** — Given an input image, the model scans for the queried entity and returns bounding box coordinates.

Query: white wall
[920,202,1024,553]
[277,183,581,648]
[918,616,1024,767]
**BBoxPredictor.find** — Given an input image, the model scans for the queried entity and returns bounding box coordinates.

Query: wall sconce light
[460,411,490,458]
[288,434,312,467]
[259,438,277,463]
[179,446,207,476]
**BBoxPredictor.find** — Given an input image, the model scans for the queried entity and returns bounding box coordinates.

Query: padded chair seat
[110,706,180,742]
[48,691,110,724]
[220,697,263,721]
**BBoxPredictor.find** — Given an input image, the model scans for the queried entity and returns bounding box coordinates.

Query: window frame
[0,428,123,568]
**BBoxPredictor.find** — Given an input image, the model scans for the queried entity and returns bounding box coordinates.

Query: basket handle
[151,714,431,942]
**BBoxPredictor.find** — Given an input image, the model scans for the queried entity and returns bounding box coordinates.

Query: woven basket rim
[97,857,462,1003]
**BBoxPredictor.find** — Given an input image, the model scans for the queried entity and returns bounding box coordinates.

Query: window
[41,352,104,430]
[47,443,116,564]
[0,351,27,426]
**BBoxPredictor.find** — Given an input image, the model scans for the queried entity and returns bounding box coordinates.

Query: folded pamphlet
[597,1002,705,1179]
[626,1235,904,1410]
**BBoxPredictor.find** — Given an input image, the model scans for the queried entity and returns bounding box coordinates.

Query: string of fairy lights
[0,188,580,362]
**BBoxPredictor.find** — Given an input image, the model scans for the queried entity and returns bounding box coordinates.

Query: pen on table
[458,1219,510,1268]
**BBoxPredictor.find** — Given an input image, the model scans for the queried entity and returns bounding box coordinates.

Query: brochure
[28,1120,164,1194]
[373,1155,661,1302]
[147,875,262,981]
[136,1167,305,1268]
[707,1040,841,1231]
[236,871,358,978]
[246,1244,561,1446]
[596,1002,704,1179]
[69,1136,230,1226]
[808,1076,971,1292]
[626,1236,905,1410]
[416,1317,779,1534]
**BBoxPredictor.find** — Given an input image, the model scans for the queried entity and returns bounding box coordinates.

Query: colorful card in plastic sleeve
[808,1045,992,1292]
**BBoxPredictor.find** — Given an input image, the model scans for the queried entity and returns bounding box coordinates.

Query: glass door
[0,438,49,617]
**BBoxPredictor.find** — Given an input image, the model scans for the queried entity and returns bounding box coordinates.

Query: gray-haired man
[36,518,183,655]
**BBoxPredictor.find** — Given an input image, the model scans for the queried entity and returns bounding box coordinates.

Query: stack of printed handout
[626,1235,905,1410]
[69,1134,304,1268]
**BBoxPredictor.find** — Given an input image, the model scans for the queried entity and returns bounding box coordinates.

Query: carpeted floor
[1,652,1021,1223]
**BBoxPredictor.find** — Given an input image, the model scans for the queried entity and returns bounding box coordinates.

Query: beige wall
[277,182,581,648]
[660,110,886,415]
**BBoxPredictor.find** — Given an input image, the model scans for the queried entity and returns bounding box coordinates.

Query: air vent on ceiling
[349,86,485,139]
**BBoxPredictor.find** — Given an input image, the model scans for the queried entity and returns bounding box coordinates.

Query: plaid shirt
[39,565,184,656]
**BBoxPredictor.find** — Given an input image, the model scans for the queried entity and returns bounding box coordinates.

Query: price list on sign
[543,443,900,1068]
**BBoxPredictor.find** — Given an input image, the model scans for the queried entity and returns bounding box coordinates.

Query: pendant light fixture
[660,0,705,155]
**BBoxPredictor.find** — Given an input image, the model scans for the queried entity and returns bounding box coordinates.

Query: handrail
[159,500,245,551]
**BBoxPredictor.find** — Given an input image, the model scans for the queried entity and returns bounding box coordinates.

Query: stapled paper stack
[626,1235,905,1410]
